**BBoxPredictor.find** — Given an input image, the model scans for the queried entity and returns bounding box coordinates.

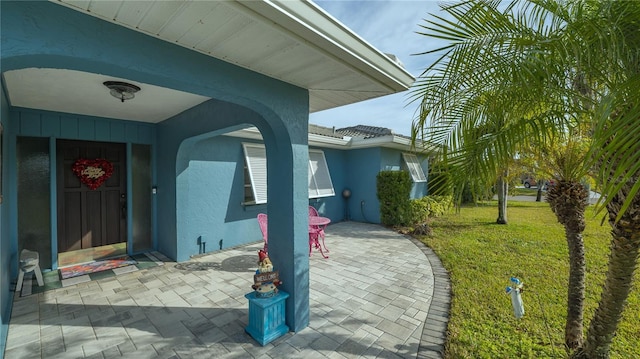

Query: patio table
[309,216,330,258]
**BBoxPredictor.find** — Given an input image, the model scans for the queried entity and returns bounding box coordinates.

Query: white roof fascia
[224,127,351,149]
[309,133,350,149]
[224,128,431,152]
[349,135,410,149]
[235,0,415,92]
[348,135,433,153]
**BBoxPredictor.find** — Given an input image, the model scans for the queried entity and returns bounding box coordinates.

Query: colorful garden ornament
[506,276,525,319]
[251,249,281,298]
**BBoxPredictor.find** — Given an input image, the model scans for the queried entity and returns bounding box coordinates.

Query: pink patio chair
[308,206,329,256]
[257,213,268,253]
[308,205,319,217]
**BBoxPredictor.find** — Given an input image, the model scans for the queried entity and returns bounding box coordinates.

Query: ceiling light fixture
[103,81,141,103]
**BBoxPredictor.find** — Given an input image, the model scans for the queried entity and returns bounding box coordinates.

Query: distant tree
[495,169,509,224]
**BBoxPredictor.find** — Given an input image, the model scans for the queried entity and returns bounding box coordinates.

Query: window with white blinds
[242,144,335,205]
[308,149,335,198]
[402,153,427,182]
[242,143,268,204]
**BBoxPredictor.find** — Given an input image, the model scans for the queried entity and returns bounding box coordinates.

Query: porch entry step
[17,251,169,297]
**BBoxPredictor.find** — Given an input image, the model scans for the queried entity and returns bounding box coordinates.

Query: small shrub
[409,195,453,224]
[412,222,433,236]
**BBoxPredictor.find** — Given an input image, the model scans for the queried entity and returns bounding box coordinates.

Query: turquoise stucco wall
[181,135,267,255]
[2,0,311,333]
[177,139,353,258]
[178,139,348,255]
[344,148,383,223]
[309,147,348,222]
[157,98,310,262]
[172,137,429,255]
[314,147,431,223]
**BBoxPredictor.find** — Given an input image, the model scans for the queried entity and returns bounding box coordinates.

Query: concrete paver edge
[406,235,451,359]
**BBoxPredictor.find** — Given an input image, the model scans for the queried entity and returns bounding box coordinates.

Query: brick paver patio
[4,221,450,359]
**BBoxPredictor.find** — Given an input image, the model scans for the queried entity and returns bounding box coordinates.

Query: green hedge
[377,170,452,227]
[376,171,412,226]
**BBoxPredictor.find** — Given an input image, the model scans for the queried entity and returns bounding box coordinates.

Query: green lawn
[419,201,640,358]
[511,187,540,196]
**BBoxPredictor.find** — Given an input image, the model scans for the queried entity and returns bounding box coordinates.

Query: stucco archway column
[263,127,310,332]
[162,98,311,332]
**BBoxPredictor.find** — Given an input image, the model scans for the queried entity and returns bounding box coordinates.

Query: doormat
[18,252,166,297]
[59,256,137,280]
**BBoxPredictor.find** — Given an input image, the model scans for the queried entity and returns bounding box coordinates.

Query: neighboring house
[0,0,414,353]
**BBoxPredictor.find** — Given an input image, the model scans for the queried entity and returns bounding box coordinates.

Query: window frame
[242,143,268,205]
[402,153,427,182]
[242,143,336,205]
[308,149,335,199]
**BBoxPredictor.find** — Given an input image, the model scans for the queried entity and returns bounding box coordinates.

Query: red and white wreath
[72,158,114,190]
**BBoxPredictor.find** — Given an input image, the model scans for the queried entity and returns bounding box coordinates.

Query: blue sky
[310,0,446,136]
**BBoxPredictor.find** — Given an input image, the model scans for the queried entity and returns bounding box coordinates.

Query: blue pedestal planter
[245,290,289,345]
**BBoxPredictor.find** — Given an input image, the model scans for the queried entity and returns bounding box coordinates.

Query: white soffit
[3,68,209,123]
[52,0,415,113]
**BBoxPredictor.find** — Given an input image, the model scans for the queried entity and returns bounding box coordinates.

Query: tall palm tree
[410,0,640,357]
[573,3,640,357]
[544,134,591,349]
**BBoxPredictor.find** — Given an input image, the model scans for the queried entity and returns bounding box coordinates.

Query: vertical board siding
[138,126,153,144]
[19,112,40,136]
[60,116,79,139]
[95,121,111,141]
[126,123,140,143]
[111,122,125,140]
[78,119,95,140]
[13,109,154,144]
[41,114,60,137]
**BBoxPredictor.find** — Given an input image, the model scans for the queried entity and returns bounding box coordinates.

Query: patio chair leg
[318,243,329,259]
[319,232,329,253]
[309,232,328,258]
[321,238,329,253]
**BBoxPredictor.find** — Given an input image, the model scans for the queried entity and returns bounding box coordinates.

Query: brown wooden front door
[57,140,127,253]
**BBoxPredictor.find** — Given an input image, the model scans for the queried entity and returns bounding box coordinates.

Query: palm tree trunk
[496,171,508,224]
[547,181,589,350]
[575,189,640,359]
